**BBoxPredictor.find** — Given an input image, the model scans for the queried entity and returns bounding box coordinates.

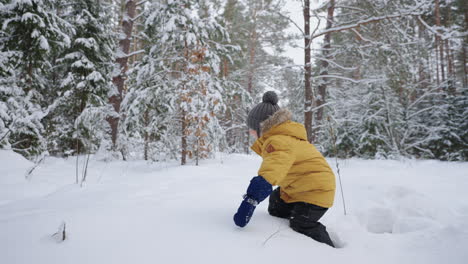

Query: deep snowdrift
[1,149,467,264]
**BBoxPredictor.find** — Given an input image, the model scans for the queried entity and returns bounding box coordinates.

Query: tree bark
[417,19,429,96]
[463,4,468,88]
[303,0,313,143]
[245,3,259,153]
[435,0,445,83]
[181,109,187,165]
[445,7,454,82]
[181,38,189,166]
[314,0,335,142]
[463,44,468,88]
[446,39,456,94]
[108,0,136,150]
[131,6,140,65]
[435,43,440,85]
[247,23,257,94]
[143,109,149,161]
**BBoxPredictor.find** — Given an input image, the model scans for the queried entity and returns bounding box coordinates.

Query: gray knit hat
[247,91,280,136]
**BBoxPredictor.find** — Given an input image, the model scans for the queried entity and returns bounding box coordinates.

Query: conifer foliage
[1,0,466,162]
[0,0,72,156]
[49,0,115,156]
[124,0,234,163]
[289,0,467,161]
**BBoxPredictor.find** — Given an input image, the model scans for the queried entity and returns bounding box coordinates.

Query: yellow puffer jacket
[251,109,336,208]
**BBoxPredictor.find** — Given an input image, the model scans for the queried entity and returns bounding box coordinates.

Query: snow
[0,150,467,264]
[39,35,49,51]
[86,71,103,82]
[21,12,45,28]
[75,38,98,50]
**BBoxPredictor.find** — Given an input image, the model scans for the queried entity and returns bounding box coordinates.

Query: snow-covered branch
[416,16,468,40]
[311,74,386,84]
[115,49,146,59]
[311,12,423,40]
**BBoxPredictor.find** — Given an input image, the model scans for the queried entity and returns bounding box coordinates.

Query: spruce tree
[48,0,115,156]
[125,0,235,163]
[0,0,72,157]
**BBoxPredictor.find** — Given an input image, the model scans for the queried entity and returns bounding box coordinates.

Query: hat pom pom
[262,91,278,105]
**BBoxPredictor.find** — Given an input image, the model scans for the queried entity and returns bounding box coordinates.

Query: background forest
[1,0,467,164]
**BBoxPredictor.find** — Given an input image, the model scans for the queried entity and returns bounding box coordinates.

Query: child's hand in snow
[233,199,256,227]
[233,176,272,227]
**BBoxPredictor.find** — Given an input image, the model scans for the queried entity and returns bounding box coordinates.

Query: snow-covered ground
[1,149,467,264]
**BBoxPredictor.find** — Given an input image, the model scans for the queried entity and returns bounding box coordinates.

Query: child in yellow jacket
[233,91,336,247]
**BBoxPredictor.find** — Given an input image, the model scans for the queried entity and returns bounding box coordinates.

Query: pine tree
[47,0,115,156]
[108,0,137,152]
[0,0,72,157]
[299,0,468,160]
[220,0,293,153]
[125,0,235,163]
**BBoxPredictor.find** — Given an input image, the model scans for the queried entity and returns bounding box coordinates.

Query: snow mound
[359,186,447,234]
[0,150,32,184]
[364,207,395,233]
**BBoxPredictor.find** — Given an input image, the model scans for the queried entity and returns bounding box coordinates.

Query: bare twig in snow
[80,152,91,187]
[52,221,67,242]
[25,153,47,180]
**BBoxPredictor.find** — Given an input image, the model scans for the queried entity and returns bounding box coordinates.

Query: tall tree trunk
[463,4,468,88]
[247,25,257,94]
[181,38,189,166]
[223,59,229,78]
[303,0,313,143]
[435,0,445,83]
[435,42,440,85]
[245,4,259,153]
[447,45,454,80]
[143,109,149,161]
[195,137,199,166]
[314,0,335,142]
[417,19,429,96]
[108,0,136,150]
[463,44,468,88]
[131,22,138,65]
[181,109,187,165]
[244,109,250,153]
[445,7,454,82]
[446,39,456,94]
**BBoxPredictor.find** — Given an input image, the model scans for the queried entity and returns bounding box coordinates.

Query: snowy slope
[1,150,468,264]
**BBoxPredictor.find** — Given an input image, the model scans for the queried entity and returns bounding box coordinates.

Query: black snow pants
[268,187,335,248]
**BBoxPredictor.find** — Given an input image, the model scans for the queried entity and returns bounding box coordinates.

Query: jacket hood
[259,108,307,141]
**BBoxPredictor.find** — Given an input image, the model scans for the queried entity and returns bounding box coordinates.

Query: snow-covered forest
[1,0,467,163]
[1,1,468,263]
